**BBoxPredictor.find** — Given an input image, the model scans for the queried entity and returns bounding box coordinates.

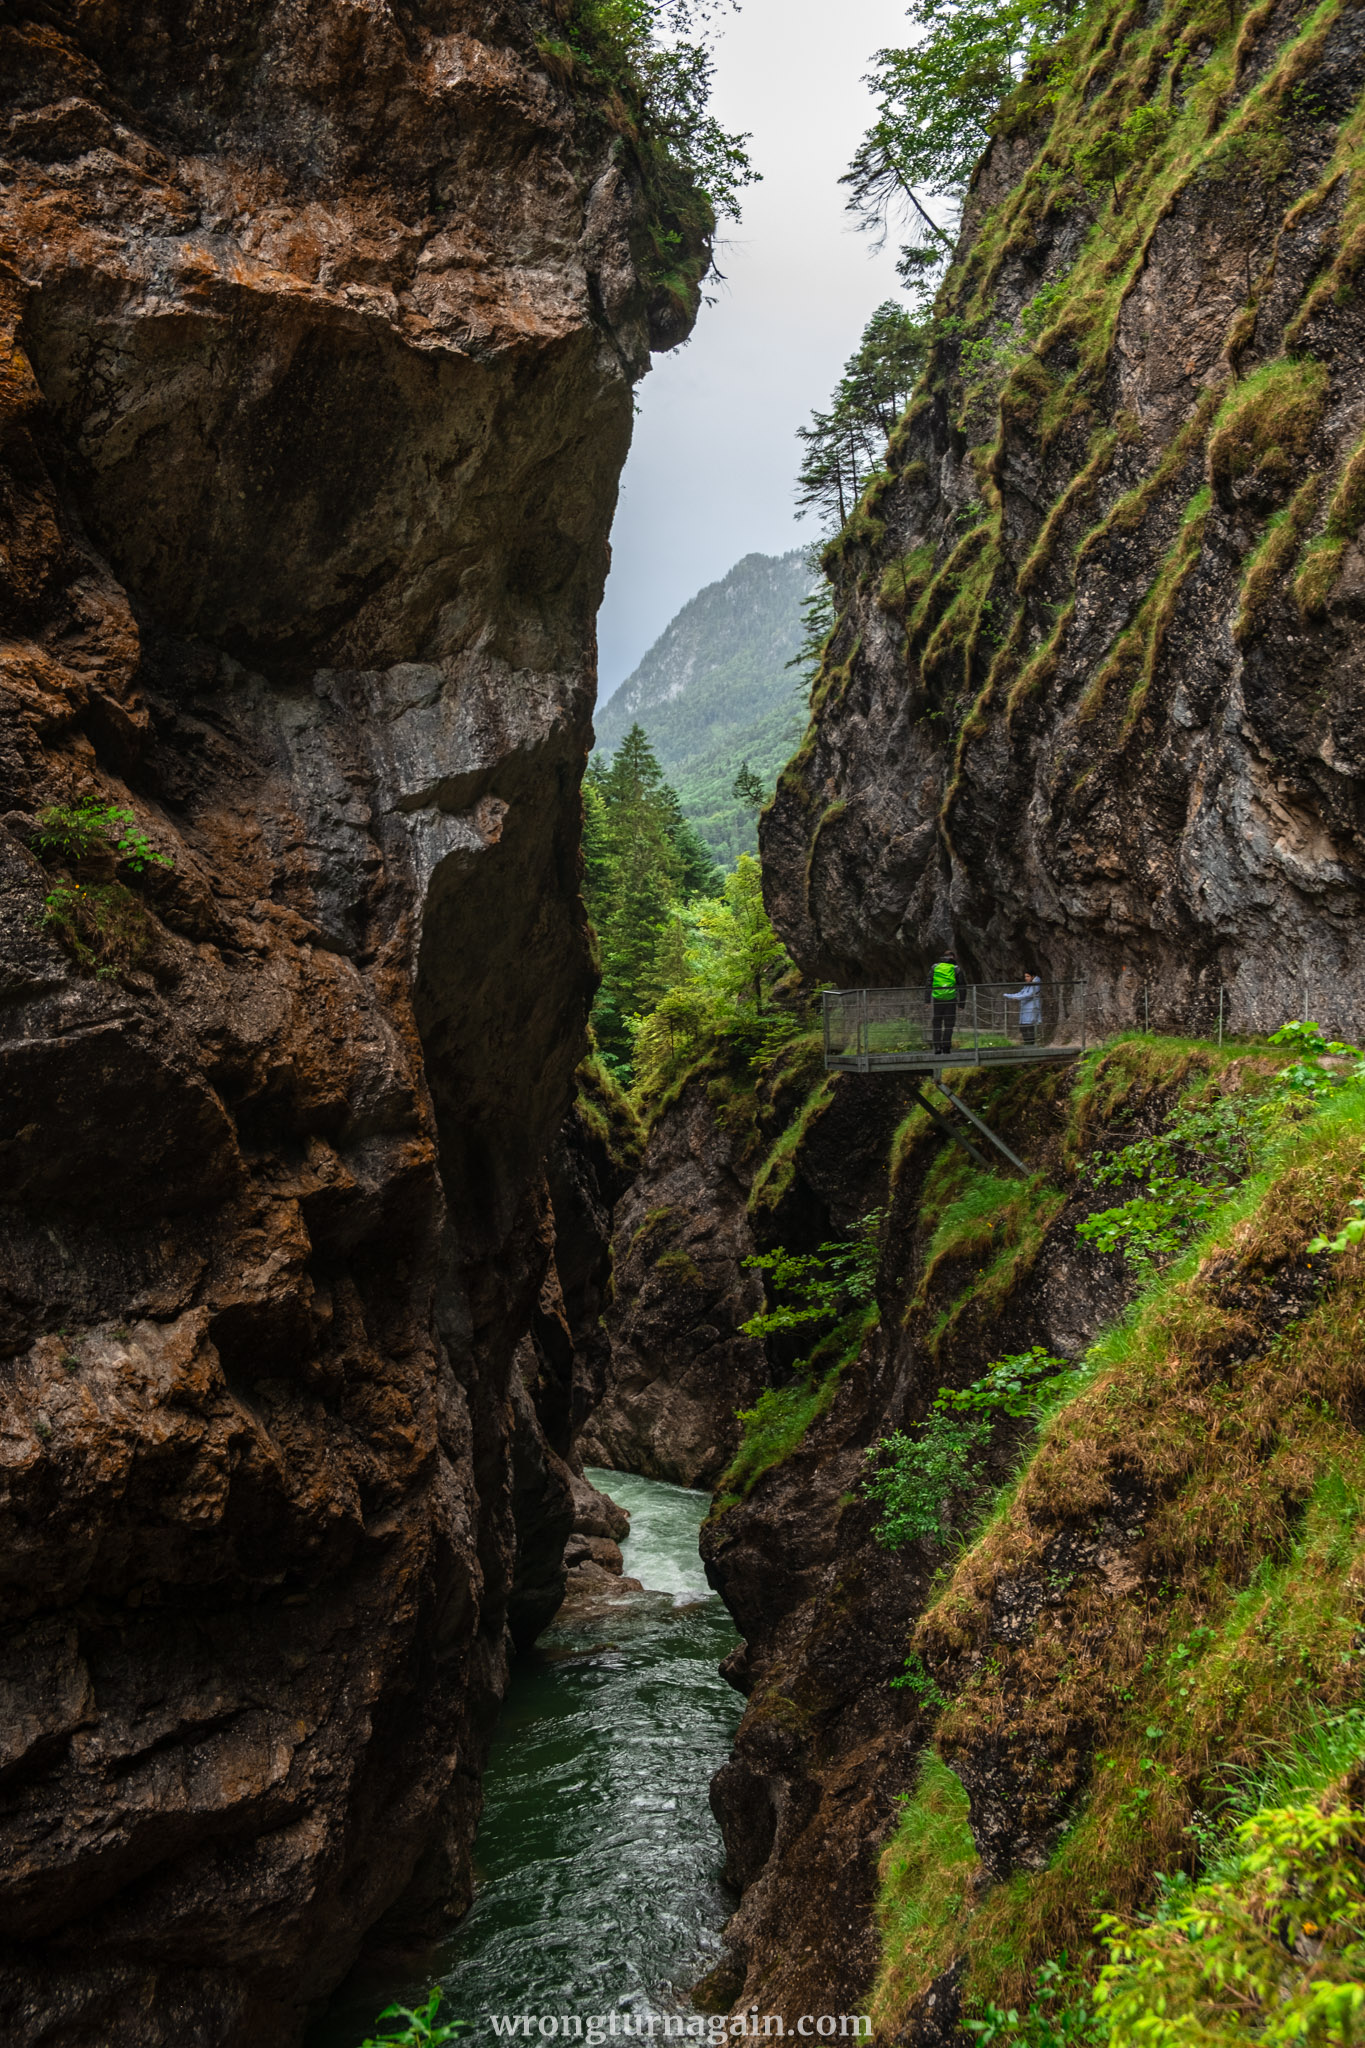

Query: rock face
[763,0,1365,1038]
[694,1054,1163,2021]
[0,3,701,2040]
[576,1054,908,1489]
[577,1074,771,1488]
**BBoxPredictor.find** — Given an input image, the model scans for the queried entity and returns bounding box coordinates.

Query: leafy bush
[967,1955,1104,2045]
[741,1211,881,1355]
[721,1215,883,1497]
[865,1411,992,1548]
[866,1348,1076,1549]
[1095,1804,1365,2045]
[35,799,171,874]
[359,1989,466,2047]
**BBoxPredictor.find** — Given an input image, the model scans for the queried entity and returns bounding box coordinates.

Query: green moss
[870,1074,1365,2030]
[575,1051,645,1169]
[916,1172,1068,1358]
[719,1364,845,1497]
[1207,356,1329,500]
[869,1756,981,2035]
[655,1247,704,1285]
[1234,477,1323,640]
[1017,431,1118,597]
[1082,488,1210,736]
[630,1204,674,1250]
[877,544,937,617]
[748,1075,836,1218]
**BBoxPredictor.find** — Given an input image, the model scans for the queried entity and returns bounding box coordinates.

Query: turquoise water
[321,1471,741,2044]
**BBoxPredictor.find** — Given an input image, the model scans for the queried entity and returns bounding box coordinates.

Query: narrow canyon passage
[317,1475,741,2045]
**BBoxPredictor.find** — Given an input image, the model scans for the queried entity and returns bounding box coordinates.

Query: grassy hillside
[594,550,811,864]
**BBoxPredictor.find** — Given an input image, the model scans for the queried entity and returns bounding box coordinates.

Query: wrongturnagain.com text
[487,2016,871,2041]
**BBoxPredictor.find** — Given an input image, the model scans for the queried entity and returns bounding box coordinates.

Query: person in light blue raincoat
[1004,971,1042,1044]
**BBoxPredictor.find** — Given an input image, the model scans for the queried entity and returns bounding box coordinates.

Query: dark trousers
[1021,1023,1036,1045]
[932,999,957,1052]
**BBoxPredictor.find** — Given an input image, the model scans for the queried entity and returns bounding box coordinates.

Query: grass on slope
[869,1076,1365,2035]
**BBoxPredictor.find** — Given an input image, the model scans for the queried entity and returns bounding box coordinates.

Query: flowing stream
[322,1471,741,2045]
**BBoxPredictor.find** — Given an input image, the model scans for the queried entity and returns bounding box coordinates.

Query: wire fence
[823,982,1089,1070]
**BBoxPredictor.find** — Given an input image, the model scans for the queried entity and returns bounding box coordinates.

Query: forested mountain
[594,550,812,863]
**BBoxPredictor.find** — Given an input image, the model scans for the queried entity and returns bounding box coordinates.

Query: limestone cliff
[763,0,1365,1033]
[700,0,1365,2021]
[0,2,704,2039]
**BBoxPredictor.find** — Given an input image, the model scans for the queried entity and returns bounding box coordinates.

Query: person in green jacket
[931,954,964,1052]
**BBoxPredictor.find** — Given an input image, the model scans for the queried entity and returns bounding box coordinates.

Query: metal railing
[823,982,1088,1071]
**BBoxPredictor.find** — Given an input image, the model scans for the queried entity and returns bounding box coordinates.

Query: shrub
[35,799,172,874]
[1095,1804,1365,2045]
[865,1349,1078,1549]
[360,1989,466,2047]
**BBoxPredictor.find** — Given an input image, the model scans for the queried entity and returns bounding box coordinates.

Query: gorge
[3,0,1365,2043]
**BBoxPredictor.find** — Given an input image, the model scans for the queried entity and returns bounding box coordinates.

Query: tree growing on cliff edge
[797,299,930,531]
[554,0,757,224]
[843,0,1088,301]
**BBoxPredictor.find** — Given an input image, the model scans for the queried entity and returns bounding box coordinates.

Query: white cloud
[596,0,912,698]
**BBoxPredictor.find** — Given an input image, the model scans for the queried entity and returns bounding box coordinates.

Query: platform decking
[822,983,1088,1078]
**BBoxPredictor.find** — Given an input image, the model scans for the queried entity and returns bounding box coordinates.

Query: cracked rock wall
[0,2,698,2039]
[763,0,1365,1033]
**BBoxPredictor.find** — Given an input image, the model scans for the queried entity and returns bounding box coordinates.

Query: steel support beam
[935,1084,1030,1176]
[909,1087,994,1174]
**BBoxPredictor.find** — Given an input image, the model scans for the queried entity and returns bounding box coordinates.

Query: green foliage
[723,1215,884,1496]
[1076,1028,1364,1277]
[594,550,811,864]
[556,0,756,224]
[35,799,172,874]
[1074,105,1171,208]
[1095,1804,1365,2044]
[866,1411,994,1547]
[740,1211,881,1348]
[39,880,156,979]
[797,301,931,534]
[842,0,1083,302]
[583,723,721,1075]
[1309,1194,1365,1255]
[967,1955,1104,2045]
[939,1345,1082,1417]
[730,759,766,809]
[868,1347,1084,1551]
[892,1652,951,1707]
[629,854,797,1096]
[359,1987,466,2047]
[1077,1178,1225,1274]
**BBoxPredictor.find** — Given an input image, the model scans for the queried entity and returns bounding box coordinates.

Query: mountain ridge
[595,549,812,864]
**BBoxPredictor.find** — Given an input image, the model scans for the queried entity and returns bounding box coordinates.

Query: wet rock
[564,1532,625,1574]
[0,1,704,2040]
[576,1076,772,1488]
[569,1467,632,1544]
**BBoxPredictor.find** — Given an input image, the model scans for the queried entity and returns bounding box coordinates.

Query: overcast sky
[595,0,914,698]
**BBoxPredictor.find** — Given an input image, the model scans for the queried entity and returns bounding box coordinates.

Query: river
[319,1470,741,2046]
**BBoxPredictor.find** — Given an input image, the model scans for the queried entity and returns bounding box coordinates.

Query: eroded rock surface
[763,0,1365,1035]
[0,3,700,2039]
[577,1075,771,1488]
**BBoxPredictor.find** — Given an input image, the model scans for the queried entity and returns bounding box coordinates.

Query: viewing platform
[822,982,1089,1173]
[822,982,1088,1075]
